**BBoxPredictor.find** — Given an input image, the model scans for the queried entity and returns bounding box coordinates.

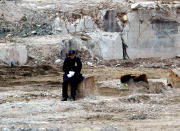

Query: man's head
[68,50,76,59]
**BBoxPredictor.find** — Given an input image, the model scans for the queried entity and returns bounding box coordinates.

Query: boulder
[87,31,123,60]
[168,68,180,88]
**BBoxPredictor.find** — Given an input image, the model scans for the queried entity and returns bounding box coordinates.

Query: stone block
[168,69,180,88]
[88,32,123,60]
[0,44,27,65]
[68,75,95,98]
[124,11,180,59]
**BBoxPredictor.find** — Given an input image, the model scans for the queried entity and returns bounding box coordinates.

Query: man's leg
[70,76,79,101]
[61,74,69,101]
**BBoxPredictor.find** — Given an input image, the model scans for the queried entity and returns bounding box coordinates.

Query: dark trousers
[62,74,83,99]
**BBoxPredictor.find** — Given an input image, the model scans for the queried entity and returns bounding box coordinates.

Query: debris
[148,82,165,94]
[124,83,128,87]
[121,14,128,23]
[31,31,37,35]
[121,74,133,83]
[171,65,176,68]
[87,62,93,66]
[148,78,168,86]
[115,64,120,67]
[121,74,148,83]
[130,113,148,120]
[55,59,61,64]
[80,34,92,41]
[11,60,15,67]
[127,94,150,103]
[100,126,119,131]
[131,3,141,10]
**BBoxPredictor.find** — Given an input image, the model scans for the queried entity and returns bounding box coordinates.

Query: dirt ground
[0,60,180,131]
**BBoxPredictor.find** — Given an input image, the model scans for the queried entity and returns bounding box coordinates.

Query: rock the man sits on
[61,50,83,101]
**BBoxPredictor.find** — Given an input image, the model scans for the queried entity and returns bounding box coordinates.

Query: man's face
[70,55,75,59]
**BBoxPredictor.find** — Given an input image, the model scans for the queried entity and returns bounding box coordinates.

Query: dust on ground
[0,59,180,131]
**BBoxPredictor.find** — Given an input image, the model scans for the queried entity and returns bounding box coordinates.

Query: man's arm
[63,57,70,74]
[75,57,82,74]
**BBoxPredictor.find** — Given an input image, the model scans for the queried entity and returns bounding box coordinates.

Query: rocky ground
[0,61,179,130]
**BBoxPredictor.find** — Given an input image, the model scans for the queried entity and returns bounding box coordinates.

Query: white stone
[31,31,36,34]
[131,3,140,9]
[87,62,93,66]
[171,65,176,68]
[55,59,61,64]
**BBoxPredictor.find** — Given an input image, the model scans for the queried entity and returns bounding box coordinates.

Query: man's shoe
[70,97,75,101]
[61,97,67,101]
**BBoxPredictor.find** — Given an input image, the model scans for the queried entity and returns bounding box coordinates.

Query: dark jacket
[63,56,82,75]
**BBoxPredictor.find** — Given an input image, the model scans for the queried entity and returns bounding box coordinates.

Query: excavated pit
[0,63,179,130]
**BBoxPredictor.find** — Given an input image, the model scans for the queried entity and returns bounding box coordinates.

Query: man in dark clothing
[61,50,83,101]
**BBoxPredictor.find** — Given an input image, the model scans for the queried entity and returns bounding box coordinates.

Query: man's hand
[67,71,75,78]
[67,73,72,78]
[69,71,75,76]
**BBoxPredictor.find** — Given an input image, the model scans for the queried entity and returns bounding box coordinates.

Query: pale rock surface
[0,44,27,65]
[87,31,123,60]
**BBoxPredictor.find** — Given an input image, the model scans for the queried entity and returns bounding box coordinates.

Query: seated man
[61,50,83,101]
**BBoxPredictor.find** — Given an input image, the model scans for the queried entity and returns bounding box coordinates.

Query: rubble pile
[0,3,54,38]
